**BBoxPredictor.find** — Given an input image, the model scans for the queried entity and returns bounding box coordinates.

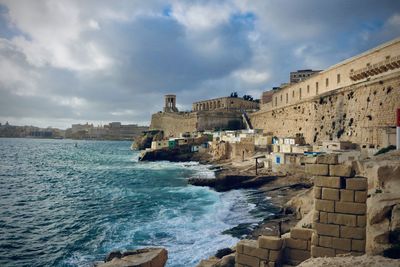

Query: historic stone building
[192,97,259,111]
[251,37,400,148]
[290,69,321,83]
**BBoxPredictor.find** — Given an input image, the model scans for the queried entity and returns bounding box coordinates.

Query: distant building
[163,94,179,113]
[67,122,148,140]
[290,69,321,83]
[192,97,259,111]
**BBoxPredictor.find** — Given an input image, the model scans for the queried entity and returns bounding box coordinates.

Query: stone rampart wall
[250,72,400,147]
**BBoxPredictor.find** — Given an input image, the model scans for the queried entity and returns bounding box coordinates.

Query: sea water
[0,138,276,267]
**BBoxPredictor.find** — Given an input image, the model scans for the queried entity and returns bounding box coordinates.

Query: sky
[0,1,399,129]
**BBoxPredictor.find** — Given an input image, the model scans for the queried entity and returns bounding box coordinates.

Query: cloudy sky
[0,0,399,128]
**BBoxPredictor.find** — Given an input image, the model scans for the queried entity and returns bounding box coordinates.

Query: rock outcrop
[132,130,164,150]
[96,248,168,267]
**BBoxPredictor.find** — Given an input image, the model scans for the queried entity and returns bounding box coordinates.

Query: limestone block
[314,186,322,199]
[311,245,335,257]
[315,199,335,212]
[327,213,357,227]
[321,188,339,200]
[237,240,256,254]
[346,178,368,190]
[340,189,354,202]
[284,248,310,261]
[352,239,366,252]
[314,176,342,188]
[258,236,283,250]
[243,242,269,260]
[340,226,366,239]
[354,191,367,203]
[268,249,282,261]
[357,215,366,227]
[329,165,353,177]
[313,211,319,222]
[313,223,340,237]
[318,235,332,248]
[335,202,366,215]
[290,228,314,240]
[316,154,339,165]
[331,237,351,251]
[306,164,329,176]
[319,211,328,223]
[235,253,259,267]
[303,156,317,164]
[285,238,308,250]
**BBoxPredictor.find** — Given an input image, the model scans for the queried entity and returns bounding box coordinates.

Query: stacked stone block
[235,236,283,267]
[283,228,314,265]
[306,154,368,257]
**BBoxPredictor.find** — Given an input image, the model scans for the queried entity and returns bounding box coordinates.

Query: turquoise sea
[0,138,276,267]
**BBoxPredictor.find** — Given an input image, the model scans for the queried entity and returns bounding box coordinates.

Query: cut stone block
[314,176,342,188]
[316,154,339,165]
[329,164,353,177]
[314,186,322,199]
[284,248,310,261]
[355,191,367,203]
[285,238,308,250]
[258,236,283,250]
[315,199,335,212]
[311,245,335,257]
[327,213,357,227]
[340,189,354,202]
[313,223,339,237]
[351,239,366,252]
[346,178,367,190]
[335,202,366,215]
[306,164,329,176]
[290,228,314,240]
[235,253,260,267]
[357,215,366,227]
[319,211,328,223]
[340,226,366,240]
[331,237,351,251]
[322,188,339,200]
[319,235,332,248]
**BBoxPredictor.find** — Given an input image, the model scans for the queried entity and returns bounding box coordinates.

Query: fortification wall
[250,72,400,148]
[150,112,198,137]
[150,110,244,137]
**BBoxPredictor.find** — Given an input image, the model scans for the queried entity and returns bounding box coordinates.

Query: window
[280,95,283,102]
[307,85,310,93]
[286,93,288,103]
[316,82,319,94]
[326,78,329,87]
[337,74,341,84]
[275,96,277,106]
[299,88,302,99]
[292,91,295,98]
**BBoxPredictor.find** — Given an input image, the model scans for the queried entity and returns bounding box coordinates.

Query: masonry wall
[150,110,244,137]
[250,72,400,147]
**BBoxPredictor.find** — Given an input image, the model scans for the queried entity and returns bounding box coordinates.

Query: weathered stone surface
[235,253,259,267]
[346,178,368,190]
[352,239,366,252]
[236,240,256,254]
[319,211,328,223]
[315,199,334,212]
[340,226,365,239]
[98,248,168,267]
[284,248,310,261]
[242,241,269,260]
[268,249,281,261]
[390,204,400,231]
[354,191,367,203]
[329,165,353,177]
[331,237,351,251]
[335,202,366,215]
[314,176,341,188]
[306,164,329,176]
[327,213,357,227]
[321,188,339,200]
[258,236,283,250]
[318,235,332,248]
[311,245,335,257]
[340,189,354,202]
[311,232,318,246]
[316,154,339,165]
[357,215,367,227]
[290,228,314,240]
[313,223,339,237]
[285,238,308,250]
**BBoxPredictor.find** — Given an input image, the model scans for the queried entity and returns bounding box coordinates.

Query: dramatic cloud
[0,0,399,128]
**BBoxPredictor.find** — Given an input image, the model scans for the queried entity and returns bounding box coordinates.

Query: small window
[275,96,277,106]
[307,85,310,93]
[326,78,329,87]
[292,91,295,98]
[286,93,288,103]
[316,82,319,94]
[299,88,302,99]
[337,74,341,84]
[280,95,283,102]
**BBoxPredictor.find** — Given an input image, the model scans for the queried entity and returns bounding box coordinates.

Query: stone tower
[163,94,179,113]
